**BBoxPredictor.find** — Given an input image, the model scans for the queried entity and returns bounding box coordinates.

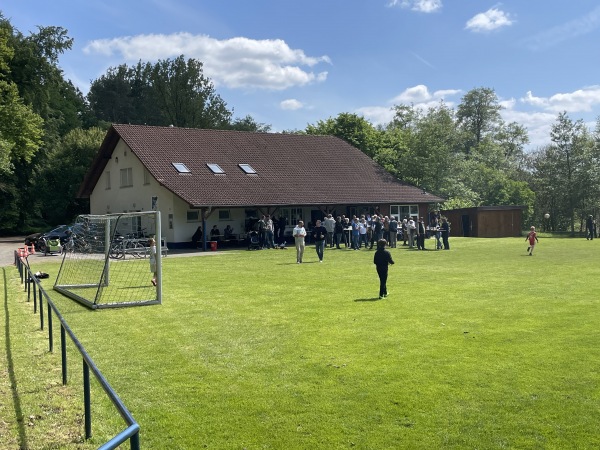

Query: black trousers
[376,267,388,297]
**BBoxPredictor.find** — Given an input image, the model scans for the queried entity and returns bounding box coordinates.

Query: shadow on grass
[354,297,382,302]
[2,267,28,449]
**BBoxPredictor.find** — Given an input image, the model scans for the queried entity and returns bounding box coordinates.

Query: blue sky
[4,0,600,149]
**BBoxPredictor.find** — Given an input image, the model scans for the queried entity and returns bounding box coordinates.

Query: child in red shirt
[526,226,539,256]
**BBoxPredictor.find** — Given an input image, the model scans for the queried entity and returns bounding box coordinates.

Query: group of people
[256,214,287,249]
[292,213,450,263]
[298,213,450,254]
[191,224,237,248]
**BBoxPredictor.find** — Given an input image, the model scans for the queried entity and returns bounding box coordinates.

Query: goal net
[54,211,163,309]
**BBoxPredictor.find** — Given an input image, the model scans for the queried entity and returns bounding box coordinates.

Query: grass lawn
[3,236,600,449]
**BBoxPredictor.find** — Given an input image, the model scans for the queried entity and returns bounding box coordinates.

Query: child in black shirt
[373,239,394,299]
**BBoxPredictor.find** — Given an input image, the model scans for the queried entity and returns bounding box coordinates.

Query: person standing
[312,219,327,262]
[358,218,368,249]
[343,216,351,247]
[293,220,307,263]
[373,239,394,299]
[441,217,450,250]
[370,215,382,249]
[526,226,539,256]
[407,218,416,248]
[278,215,287,245]
[149,238,157,286]
[265,215,275,249]
[334,216,344,249]
[416,217,426,250]
[323,214,336,248]
[257,215,266,249]
[389,216,398,248]
[586,215,595,240]
[351,217,360,250]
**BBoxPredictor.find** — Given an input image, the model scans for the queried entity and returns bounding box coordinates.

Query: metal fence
[14,250,141,450]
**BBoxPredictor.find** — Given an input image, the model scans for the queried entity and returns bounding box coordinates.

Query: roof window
[207,163,225,174]
[238,163,257,174]
[172,162,191,173]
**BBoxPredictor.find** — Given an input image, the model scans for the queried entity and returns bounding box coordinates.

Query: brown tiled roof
[79,124,444,207]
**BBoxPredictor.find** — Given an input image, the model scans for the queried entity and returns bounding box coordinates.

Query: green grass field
[2,237,600,449]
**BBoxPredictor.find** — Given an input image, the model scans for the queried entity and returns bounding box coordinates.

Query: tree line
[1,13,598,234]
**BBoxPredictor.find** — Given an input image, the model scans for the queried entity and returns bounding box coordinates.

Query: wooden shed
[440,206,524,238]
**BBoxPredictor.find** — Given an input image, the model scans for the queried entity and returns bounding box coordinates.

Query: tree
[456,87,502,155]
[306,113,381,158]
[228,115,271,132]
[88,56,238,130]
[35,128,106,223]
[550,112,588,234]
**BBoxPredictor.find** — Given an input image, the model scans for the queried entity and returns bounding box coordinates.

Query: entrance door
[461,215,470,237]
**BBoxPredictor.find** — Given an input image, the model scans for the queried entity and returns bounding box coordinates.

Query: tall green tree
[550,112,588,234]
[456,87,502,155]
[306,113,381,158]
[35,127,106,223]
[89,56,235,129]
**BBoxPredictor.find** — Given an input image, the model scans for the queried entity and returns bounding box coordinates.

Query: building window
[207,163,224,174]
[120,168,133,188]
[280,207,303,226]
[144,169,151,185]
[238,163,257,174]
[105,171,111,190]
[187,210,200,222]
[218,210,230,221]
[172,162,191,173]
[390,205,418,220]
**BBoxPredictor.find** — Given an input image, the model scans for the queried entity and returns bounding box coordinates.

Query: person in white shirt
[292,220,307,263]
[407,218,416,248]
[323,214,336,248]
[359,218,368,249]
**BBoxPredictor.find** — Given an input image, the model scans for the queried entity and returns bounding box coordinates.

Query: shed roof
[79,124,444,208]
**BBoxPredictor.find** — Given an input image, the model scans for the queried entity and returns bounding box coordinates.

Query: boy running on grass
[525,226,539,256]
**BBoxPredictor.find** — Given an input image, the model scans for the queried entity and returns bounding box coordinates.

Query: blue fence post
[48,306,53,352]
[83,360,92,439]
[39,296,44,330]
[61,325,68,385]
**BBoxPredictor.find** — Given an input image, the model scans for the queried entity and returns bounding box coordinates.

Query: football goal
[54,211,163,309]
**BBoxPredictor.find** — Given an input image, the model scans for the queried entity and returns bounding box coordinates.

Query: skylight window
[207,163,225,174]
[238,163,257,174]
[172,162,191,173]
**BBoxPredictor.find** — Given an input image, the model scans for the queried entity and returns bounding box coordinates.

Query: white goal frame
[54,211,163,309]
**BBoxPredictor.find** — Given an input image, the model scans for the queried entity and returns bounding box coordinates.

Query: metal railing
[14,251,140,450]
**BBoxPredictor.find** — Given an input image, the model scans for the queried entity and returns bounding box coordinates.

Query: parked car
[29,225,72,253]
[24,232,43,249]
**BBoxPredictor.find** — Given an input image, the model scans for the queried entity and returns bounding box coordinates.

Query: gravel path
[0,236,231,268]
[0,236,25,267]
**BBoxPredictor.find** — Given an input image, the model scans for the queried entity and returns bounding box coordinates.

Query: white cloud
[500,104,556,149]
[83,32,331,90]
[387,0,442,13]
[357,84,461,126]
[520,86,600,113]
[465,8,514,33]
[390,85,461,104]
[355,106,395,125]
[523,6,600,50]
[280,99,304,110]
